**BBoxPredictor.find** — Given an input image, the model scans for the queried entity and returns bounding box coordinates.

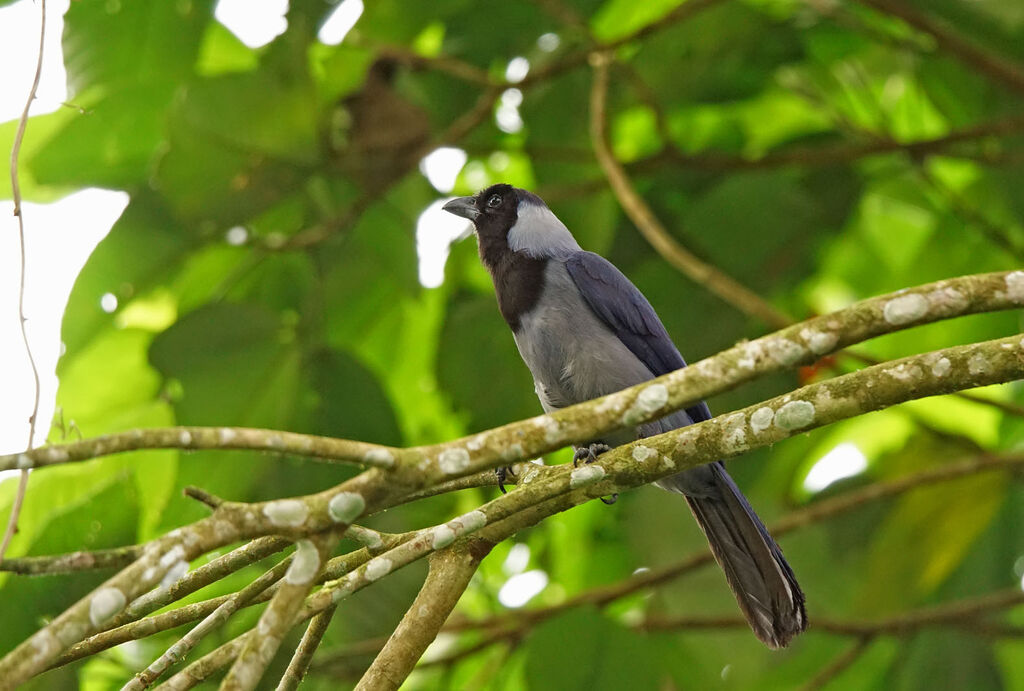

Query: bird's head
[442,184,579,263]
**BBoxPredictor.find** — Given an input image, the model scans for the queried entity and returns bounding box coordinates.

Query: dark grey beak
[442,196,480,222]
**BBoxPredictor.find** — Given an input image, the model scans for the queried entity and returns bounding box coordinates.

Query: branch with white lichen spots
[1,271,1021,689]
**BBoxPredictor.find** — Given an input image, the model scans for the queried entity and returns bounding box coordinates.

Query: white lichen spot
[267,434,285,449]
[467,435,485,451]
[456,510,487,534]
[431,525,456,549]
[501,443,525,461]
[285,540,321,585]
[364,557,393,581]
[56,620,88,647]
[931,357,951,377]
[263,499,309,528]
[160,560,188,590]
[438,447,471,475]
[328,492,365,524]
[967,352,991,376]
[158,545,185,569]
[218,428,236,445]
[258,609,279,636]
[569,464,606,489]
[532,416,561,443]
[178,430,192,446]
[331,581,355,602]
[737,340,763,370]
[28,630,61,664]
[766,338,805,366]
[364,448,395,467]
[801,328,838,355]
[44,447,69,463]
[774,400,816,431]
[89,587,127,627]
[623,384,669,424]
[16,454,32,469]
[1006,271,1024,303]
[750,407,775,434]
[521,466,541,484]
[632,445,656,463]
[886,363,922,382]
[927,286,968,312]
[721,413,747,452]
[883,293,928,325]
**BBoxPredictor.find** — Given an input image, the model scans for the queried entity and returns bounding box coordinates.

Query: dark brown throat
[478,240,546,333]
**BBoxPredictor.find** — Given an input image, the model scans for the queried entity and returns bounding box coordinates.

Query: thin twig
[850,0,1024,96]
[1,0,46,565]
[588,52,793,329]
[802,637,874,691]
[276,605,338,691]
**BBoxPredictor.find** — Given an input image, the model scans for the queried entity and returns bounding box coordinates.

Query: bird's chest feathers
[510,265,652,408]
[483,249,547,332]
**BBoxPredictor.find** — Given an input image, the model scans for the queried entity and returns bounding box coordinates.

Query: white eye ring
[487,194,502,208]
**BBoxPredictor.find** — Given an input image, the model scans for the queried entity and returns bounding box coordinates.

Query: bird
[443,184,807,649]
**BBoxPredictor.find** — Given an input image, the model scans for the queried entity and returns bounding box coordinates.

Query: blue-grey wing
[564,251,712,424]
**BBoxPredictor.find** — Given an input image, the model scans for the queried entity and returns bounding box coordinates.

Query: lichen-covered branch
[444,451,1024,636]
[0,544,144,575]
[3,273,1022,687]
[0,426,398,472]
[221,534,340,690]
[123,550,296,690]
[355,544,489,690]
[275,605,338,691]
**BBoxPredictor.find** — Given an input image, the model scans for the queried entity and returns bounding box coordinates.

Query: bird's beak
[442,196,480,222]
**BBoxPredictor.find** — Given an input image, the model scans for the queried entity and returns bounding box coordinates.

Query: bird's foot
[572,444,617,505]
[573,443,611,467]
[496,465,516,494]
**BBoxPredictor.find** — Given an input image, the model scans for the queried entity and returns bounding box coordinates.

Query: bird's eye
[487,194,502,208]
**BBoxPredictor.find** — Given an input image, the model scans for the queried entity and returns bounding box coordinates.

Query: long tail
[661,462,807,648]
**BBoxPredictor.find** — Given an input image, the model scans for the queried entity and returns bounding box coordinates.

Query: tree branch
[849,0,1024,96]
[588,52,793,329]
[275,605,338,691]
[1,0,47,566]
[221,533,340,690]
[355,544,489,690]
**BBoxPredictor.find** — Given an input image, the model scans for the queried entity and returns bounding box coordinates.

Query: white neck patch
[506,201,581,258]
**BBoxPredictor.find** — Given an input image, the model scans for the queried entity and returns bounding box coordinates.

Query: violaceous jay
[443,184,807,648]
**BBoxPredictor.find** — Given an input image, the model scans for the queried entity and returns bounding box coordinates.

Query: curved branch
[850,0,1024,96]
[276,605,338,691]
[588,52,792,329]
[355,544,489,690]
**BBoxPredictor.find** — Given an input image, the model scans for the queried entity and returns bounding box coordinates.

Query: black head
[442,184,574,268]
[442,183,518,235]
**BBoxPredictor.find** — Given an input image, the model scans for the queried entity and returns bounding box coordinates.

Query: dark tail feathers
[676,463,807,648]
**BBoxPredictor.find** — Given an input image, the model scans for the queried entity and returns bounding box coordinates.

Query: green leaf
[62,0,214,94]
[591,0,687,43]
[29,85,174,190]
[523,608,663,690]
[436,294,539,433]
[0,109,77,201]
[301,348,402,446]
[60,194,191,356]
[149,302,299,428]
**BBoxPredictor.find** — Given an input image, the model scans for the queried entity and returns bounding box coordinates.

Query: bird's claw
[496,465,516,494]
[573,443,611,467]
[572,444,616,505]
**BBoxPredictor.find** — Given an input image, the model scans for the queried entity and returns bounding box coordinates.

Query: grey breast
[512,261,655,414]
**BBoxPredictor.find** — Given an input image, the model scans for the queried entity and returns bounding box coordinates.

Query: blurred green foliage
[2,0,1024,688]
